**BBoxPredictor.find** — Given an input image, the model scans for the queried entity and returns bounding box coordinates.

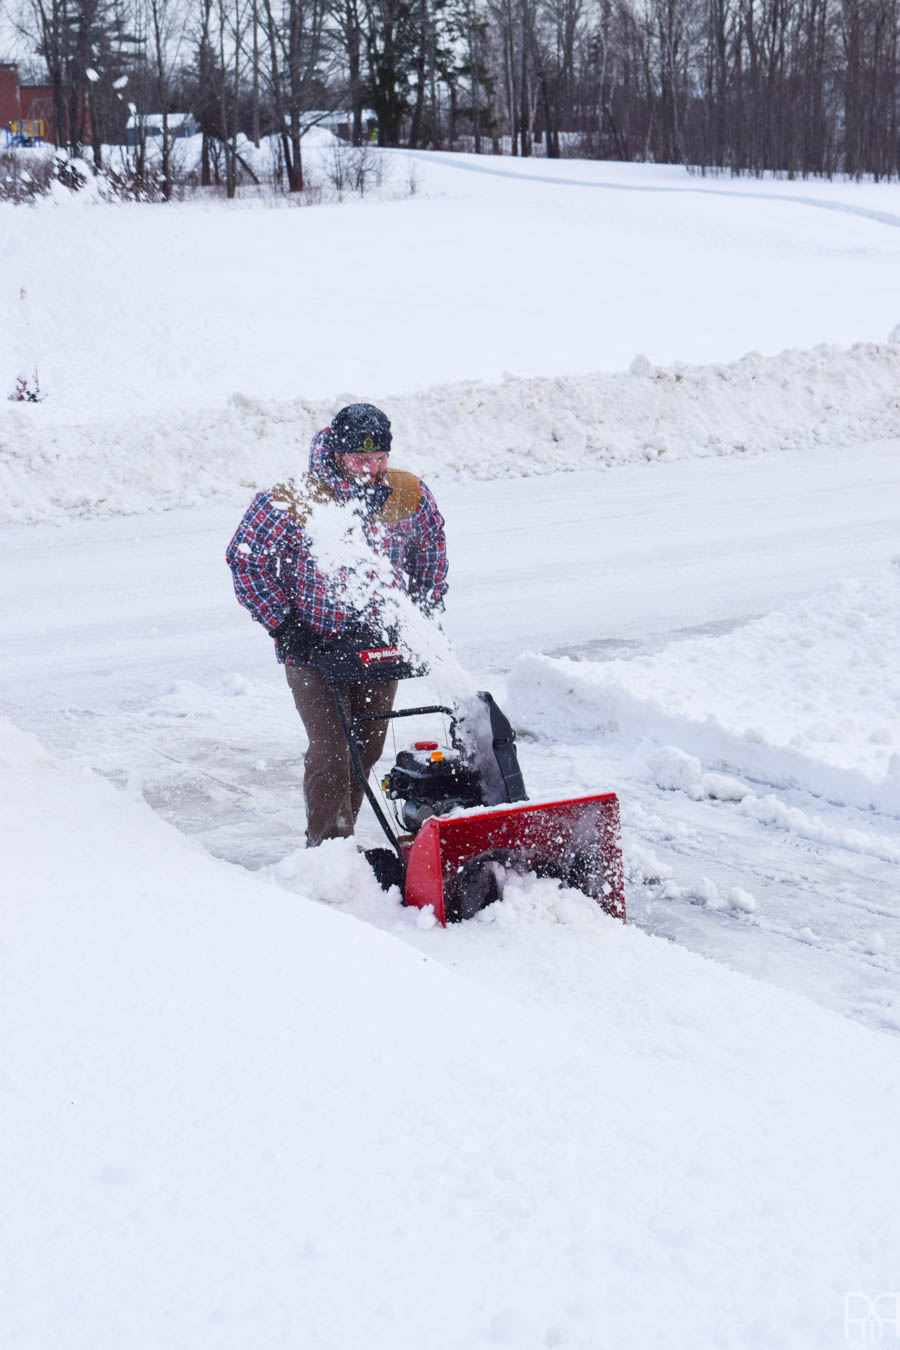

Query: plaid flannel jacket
[226,428,448,663]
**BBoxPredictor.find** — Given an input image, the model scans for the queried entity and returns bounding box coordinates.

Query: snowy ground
[3,153,900,1348]
[5,141,900,523]
[6,714,899,1350]
[4,144,900,418]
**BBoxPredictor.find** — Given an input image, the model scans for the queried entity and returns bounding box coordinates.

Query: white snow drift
[4,714,900,1350]
[3,338,900,524]
[508,568,900,814]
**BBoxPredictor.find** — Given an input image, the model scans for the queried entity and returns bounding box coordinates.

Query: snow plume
[302,493,475,700]
[5,337,900,525]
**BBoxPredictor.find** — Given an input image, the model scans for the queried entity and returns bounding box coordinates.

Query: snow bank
[5,152,900,525]
[4,713,900,1349]
[4,338,900,524]
[508,569,900,816]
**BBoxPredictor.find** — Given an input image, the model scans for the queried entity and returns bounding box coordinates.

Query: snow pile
[648,745,752,801]
[4,712,900,1349]
[508,570,900,813]
[641,744,900,862]
[4,338,900,524]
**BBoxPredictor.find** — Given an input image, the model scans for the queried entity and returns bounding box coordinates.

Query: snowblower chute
[313,632,626,926]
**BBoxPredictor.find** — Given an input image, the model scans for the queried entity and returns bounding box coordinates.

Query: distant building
[125,112,198,147]
[0,60,89,147]
[316,109,377,142]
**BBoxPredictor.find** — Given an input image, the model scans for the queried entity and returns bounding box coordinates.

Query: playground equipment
[4,119,45,150]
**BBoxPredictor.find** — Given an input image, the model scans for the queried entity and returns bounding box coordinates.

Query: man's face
[338,450,389,484]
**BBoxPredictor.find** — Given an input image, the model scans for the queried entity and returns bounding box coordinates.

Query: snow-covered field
[2,149,900,1348]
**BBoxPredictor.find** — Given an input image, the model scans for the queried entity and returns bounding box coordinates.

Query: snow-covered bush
[0,149,56,202]
[0,149,198,203]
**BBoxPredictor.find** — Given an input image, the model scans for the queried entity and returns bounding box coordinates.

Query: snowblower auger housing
[312,633,626,925]
[404,793,625,925]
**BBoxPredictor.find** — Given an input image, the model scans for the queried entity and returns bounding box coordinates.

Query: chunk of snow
[623,842,673,885]
[700,771,750,802]
[727,886,757,913]
[269,837,387,907]
[691,876,721,907]
[648,745,703,798]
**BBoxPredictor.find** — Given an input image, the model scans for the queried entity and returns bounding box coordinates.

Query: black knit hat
[330,403,392,456]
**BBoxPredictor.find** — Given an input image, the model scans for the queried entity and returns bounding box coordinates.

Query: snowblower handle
[350,704,454,730]
[311,626,425,684]
[344,705,457,864]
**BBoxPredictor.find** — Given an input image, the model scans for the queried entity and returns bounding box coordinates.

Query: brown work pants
[285,664,398,847]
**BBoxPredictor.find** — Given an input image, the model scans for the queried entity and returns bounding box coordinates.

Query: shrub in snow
[0,150,56,202]
[0,148,199,205]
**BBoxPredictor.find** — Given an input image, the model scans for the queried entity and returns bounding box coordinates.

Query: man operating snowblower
[226,402,448,848]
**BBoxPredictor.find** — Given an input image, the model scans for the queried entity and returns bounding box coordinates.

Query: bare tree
[262,0,331,188]
[9,0,900,186]
[336,0,366,141]
[143,0,184,196]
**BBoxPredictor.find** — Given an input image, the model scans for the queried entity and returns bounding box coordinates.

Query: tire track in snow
[407,150,900,232]
[624,784,900,1028]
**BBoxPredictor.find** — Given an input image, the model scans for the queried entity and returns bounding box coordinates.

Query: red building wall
[1,63,87,146]
[0,63,22,126]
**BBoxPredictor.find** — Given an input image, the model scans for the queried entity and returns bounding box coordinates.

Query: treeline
[12,0,900,192]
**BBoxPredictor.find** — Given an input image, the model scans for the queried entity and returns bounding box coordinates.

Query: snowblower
[313,632,626,926]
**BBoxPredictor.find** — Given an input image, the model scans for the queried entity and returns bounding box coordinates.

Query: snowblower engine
[383,741,484,834]
[379,691,528,836]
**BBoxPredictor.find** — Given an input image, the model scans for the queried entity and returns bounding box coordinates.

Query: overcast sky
[1,3,36,71]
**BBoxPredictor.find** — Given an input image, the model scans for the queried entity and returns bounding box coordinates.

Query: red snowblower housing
[313,632,625,926]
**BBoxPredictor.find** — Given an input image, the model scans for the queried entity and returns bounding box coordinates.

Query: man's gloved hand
[271,613,318,664]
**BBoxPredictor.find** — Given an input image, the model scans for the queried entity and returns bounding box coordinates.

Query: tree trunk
[520,9,531,156]
[252,0,261,147]
[408,34,427,144]
[90,84,102,168]
[346,3,363,145]
[162,109,171,200]
[289,119,304,190]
